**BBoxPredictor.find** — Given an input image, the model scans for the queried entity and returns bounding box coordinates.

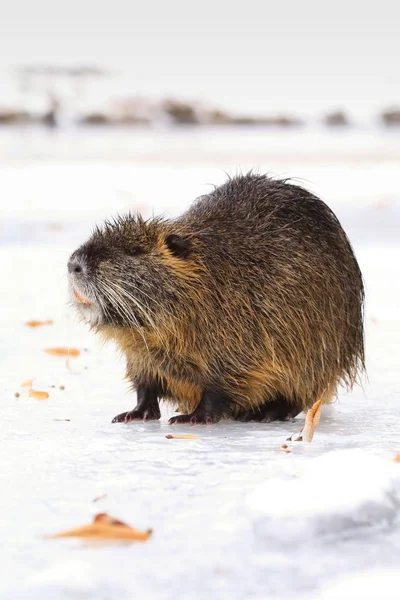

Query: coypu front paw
[112,386,161,423]
[168,390,230,425]
[112,406,161,423]
[168,413,220,426]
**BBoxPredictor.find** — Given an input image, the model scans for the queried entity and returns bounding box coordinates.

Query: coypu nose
[68,258,83,275]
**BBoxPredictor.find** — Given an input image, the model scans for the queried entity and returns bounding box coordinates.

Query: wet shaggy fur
[68,173,365,424]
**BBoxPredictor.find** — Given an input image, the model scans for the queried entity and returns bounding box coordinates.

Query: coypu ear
[165,234,191,259]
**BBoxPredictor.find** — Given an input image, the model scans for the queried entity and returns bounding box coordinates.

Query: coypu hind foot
[237,396,302,423]
[168,391,230,426]
[112,386,161,423]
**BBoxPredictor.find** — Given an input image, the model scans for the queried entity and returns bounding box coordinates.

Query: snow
[0,127,399,599]
[247,450,400,538]
[315,570,400,600]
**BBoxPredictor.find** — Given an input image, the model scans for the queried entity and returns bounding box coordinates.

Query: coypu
[68,173,365,429]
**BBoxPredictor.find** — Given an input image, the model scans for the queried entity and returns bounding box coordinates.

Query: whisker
[108,279,172,342]
[105,280,165,347]
[98,281,152,356]
[99,281,137,328]
[106,279,156,329]
[114,275,176,338]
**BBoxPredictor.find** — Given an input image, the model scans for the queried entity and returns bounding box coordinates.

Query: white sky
[0,0,399,115]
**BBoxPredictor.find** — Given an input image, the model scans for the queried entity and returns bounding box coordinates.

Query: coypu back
[175,173,365,407]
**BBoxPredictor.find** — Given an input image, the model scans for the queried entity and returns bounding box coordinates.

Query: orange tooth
[74,290,93,306]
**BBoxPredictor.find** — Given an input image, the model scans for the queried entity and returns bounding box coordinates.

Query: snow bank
[247,450,400,542]
[315,569,400,600]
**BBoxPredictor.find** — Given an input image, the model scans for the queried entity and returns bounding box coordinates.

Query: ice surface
[0,128,399,599]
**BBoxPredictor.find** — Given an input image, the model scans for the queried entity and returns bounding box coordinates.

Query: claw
[111,412,129,424]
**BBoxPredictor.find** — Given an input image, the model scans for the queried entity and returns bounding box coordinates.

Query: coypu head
[67,214,195,329]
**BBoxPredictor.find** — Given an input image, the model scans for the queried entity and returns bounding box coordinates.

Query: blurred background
[1,0,400,126]
[0,0,399,227]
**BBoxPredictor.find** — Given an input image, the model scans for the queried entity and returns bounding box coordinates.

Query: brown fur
[69,173,365,419]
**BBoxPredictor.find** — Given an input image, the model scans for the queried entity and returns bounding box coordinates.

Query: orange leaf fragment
[29,389,49,400]
[301,398,322,442]
[25,320,53,328]
[165,434,198,440]
[48,222,64,231]
[93,493,108,503]
[44,347,81,357]
[49,513,152,542]
[280,443,292,454]
[287,398,323,443]
[394,454,400,463]
[22,378,34,389]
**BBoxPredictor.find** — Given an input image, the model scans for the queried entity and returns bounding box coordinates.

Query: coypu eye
[165,234,191,259]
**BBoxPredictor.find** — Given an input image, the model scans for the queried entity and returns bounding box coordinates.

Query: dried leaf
[22,378,34,389]
[25,320,53,328]
[165,434,199,440]
[394,454,400,463]
[29,389,49,400]
[44,347,81,357]
[93,493,108,503]
[280,443,292,454]
[48,512,152,542]
[375,199,389,210]
[286,398,323,443]
[65,357,76,372]
[301,399,322,442]
[48,222,63,231]
[94,513,128,526]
